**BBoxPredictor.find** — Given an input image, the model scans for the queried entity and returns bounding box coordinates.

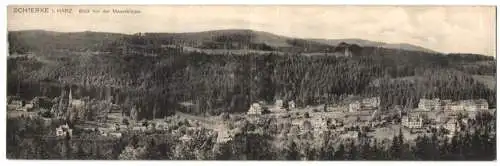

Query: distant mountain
[8,30,124,54]
[9,29,439,55]
[139,29,344,53]
[309,38,438,53]
[149,29,293,48]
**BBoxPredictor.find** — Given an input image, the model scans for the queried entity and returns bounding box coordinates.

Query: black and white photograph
[5,5,497,161]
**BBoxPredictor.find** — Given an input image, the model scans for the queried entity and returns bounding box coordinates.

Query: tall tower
[68,88,73,104]
[344,47,352,57]
[67,88,73,120]
[58,87,68,117]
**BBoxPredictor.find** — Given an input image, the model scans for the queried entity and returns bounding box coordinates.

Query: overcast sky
[8,5,496,56]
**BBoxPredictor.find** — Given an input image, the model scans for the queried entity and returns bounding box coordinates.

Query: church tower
[66,88,73,120]
[68,88,73,104]
[58,87,68,117]
[344,47,352,57]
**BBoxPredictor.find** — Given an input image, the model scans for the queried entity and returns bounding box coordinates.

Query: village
[6,86,495,145]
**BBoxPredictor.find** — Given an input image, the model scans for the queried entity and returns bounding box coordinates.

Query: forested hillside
[7,34,496,119]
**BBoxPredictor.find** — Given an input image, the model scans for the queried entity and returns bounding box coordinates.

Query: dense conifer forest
[7,47,495,118]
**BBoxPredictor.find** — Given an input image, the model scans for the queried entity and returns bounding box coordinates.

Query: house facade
[109,132,122,138]
[349,97,380,113]
[291,119,303,127]
[155,121,169,130]
[247,103,263,115]
[418,98,442,111]
[312,116,328,131]
[476,99,489,110]
[362,97,380,108]
[448,102,465,112]
[9,97,24,109]
[132,126,147,132]
[435,99,489,114]
[216,130,233,143]
[443,119,458,134]
[464,99,488,112]
[349,101,361,112]
[275,99,284,109]
[288,101,296,109]
[340,131,359,140]
[402,114,423,129]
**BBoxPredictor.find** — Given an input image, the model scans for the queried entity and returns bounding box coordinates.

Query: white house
[362,97,380,108]
[418,98,441,111]
[24,103,34,110]
[340,131,359,139]
[216,130,233,143]
[449,102,465,112]
[463,100,478,112]
[132,126,147,132]
[9,99,24,109]
[275,99,284,108]
[70,99,85,109]
[247,103,263,115]
[109,132,122,138]
[476,99,489,110]
[443,119,458,133]
[288,101,296,109]
[349,101,361,112]
[402,115,423,129]
[291,119,303,127]
[312,116,328,131]
[155,121,169,130]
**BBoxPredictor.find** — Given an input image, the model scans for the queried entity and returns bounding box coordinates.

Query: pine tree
[285,141,300,160]
[441,137,451,160]
[334,144,345,160]
[75,143,87,159]
[360,140,372,160]
[390,135,401,159]
[413,136,426,160]
[346,141,359,160]
[371,139,382,160]
[320,143,335,160]
[428,133,440,160]
[146,138,161,160]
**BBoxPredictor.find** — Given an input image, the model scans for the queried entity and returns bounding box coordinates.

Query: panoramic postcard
[6,5,497,160]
